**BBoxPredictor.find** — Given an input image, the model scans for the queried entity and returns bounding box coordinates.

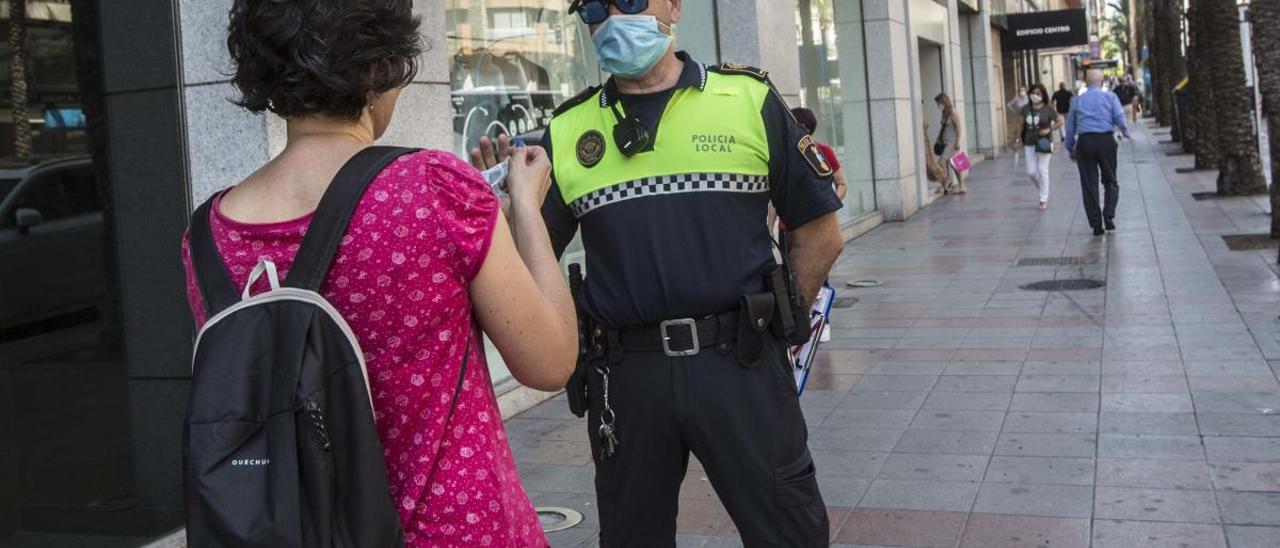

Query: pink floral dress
[181,150,547,547]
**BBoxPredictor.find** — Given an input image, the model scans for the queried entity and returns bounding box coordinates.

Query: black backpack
[184,146,456,548]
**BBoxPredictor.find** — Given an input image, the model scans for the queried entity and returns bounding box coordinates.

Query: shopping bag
[949,150,972,173]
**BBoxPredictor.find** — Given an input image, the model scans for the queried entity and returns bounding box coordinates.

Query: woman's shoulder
[372,149,494,203]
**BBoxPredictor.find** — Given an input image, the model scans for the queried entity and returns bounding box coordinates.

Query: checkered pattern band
[569,173,770,217]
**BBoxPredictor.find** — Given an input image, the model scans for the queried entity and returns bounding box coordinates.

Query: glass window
[446,1,601,158]
[796,0,877,221]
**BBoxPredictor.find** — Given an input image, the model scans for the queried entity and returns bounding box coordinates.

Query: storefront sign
[999,9,1089,51]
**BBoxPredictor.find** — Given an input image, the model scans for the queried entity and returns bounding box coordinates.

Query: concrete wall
[716,0,803,104]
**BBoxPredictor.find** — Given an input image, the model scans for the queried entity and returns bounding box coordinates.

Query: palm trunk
[1206,0,1266,195]
[1188,1,1219,169]
[1151,0,1185,128]
[1250,0,1280,236]
[1128,0,1139,77]
[9,0,31,157]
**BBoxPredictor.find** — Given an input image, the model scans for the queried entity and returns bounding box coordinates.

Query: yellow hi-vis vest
[549,69,774,218]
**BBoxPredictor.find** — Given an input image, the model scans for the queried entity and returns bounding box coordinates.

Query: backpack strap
[286,146,419,291]
[190,195,241,317]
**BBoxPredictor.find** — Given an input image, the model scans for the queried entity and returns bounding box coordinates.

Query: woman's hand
[505,146,552,214]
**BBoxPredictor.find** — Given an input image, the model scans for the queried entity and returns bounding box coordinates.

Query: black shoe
[1093,227,1106,236]
[1105,219,1115,231]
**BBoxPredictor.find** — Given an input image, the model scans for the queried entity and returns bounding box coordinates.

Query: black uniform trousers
[1075,132,1120,229]
[586,334,828,547]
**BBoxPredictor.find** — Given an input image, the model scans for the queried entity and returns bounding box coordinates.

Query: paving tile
[1002,412,1097,434]
[877,453,989,482]
[838,390,929,410]
[1187,375,1280,392]
[1192,392,1280,414]
[809,427,905,453]
[1210,462,1280,492]
[1098,412,1199,435]
[1225,525,1280,548]
[934,375,1020,392]
[1098,434,1205,460]
[1100,360,1185,376]
[972,483,1094,518]
[1094,486,1220,523]
[1100,375,1189,393]
[509,440,593,466]
[1091,519,1227,548]
[822,408,918,430]
[958,514,1090,548]
[994,433,1097,458]
[1217,491,1280,526]
[894,429,999,455]
[1021,361,1102,375]
[1101,393,1194,413]
[941,363,1023,376]
[850,374,940,392]
[922,391,1013,411]
[811,450,890,479]
[858,479,980,512]
[834,508,967,547]
[984,456,1095,486]
[1204,437,1280,463]
[1009,392,1099,413]
[863,362,948,375]
[815,476,873,507]
[1196,413,1280,436]
[1096,458,1212,490]
[1015,375,1101,393]
[909,410,1006,431]
[1183,360,1274,376]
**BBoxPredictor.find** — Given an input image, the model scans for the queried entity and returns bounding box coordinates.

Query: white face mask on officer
[592,15,674,78]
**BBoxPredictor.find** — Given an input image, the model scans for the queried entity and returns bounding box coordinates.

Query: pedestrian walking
[1117,75,1141,125]
[936,92,968,194]
[1066,69,1130,236]
[1017,84,1064,210]
[182,1,578,545]
[473,1,846,546]
[1052,82,1074,140]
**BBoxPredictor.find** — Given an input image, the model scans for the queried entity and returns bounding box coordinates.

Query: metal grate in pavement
[1222,233,1278,251]
[1015,256,1095,267]
[1020,279,1106,291]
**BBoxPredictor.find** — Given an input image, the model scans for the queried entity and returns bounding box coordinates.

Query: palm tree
[1204,0,1266,195]
[1150,0,1185,128]
[9,0,31,157]
[1187,1,1218,169]
[1250,0,1280,236]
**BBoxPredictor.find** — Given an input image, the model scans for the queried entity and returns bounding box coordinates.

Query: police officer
[471,1,845,545]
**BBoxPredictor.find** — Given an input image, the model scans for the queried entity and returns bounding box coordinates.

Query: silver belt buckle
[660,318,700,357]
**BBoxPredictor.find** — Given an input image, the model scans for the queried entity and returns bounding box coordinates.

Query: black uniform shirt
[542,53,842,329]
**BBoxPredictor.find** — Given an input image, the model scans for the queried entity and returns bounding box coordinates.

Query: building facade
[0,1,1078,545]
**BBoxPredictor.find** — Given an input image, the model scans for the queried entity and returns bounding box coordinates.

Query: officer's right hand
[470,134,510,171]
[505,145,553,212]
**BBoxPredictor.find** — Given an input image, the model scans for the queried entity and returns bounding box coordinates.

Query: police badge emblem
[797,134,834,177]
[576,130,606,168]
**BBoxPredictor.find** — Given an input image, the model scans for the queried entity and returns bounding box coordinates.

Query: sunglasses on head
[569,0,649,25]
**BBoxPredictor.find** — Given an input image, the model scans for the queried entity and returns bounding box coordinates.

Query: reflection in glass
[446,1,600,156]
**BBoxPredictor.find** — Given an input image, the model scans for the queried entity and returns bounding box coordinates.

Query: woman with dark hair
[180,1,574,544]
[790,107,848,202]
[1017,83,1063,210]
[935,93,967,194]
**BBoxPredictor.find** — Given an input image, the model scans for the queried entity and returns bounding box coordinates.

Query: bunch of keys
[597,365,620,459]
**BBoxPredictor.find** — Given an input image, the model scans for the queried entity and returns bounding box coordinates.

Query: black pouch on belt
[737,293,775,368]
[765,265,798,341]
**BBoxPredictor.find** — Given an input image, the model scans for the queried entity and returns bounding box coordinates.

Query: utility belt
[564,262,811,419]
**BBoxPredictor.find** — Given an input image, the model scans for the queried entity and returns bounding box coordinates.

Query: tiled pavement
[507,121,1280,547]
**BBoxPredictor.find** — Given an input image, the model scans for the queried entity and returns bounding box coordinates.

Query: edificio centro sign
[1000,9,1089,51]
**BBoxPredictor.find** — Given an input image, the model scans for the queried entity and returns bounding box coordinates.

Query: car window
[0,178,18,202]
[2,165,100,228]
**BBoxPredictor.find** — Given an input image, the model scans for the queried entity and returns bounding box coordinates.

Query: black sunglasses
[569,0,649,25]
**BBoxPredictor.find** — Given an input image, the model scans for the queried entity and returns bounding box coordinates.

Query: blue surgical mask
[592,15,672,78]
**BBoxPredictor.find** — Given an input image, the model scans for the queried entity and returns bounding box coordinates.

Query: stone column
[862,0,920,221]
[964,0,1000,157]
[715,0,803,104]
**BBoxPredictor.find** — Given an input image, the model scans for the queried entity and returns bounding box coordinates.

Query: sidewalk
[507,121,1280,547]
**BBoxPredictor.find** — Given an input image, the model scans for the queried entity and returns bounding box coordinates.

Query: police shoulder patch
[709,62,769,82]
[576,130,606,168]
[553,85,603,117]
[797,134,834,178]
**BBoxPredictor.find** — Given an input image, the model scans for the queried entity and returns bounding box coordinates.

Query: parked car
[0,155,103,335]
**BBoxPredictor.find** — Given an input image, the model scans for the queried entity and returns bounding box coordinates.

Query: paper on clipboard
[792,283,835,394]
